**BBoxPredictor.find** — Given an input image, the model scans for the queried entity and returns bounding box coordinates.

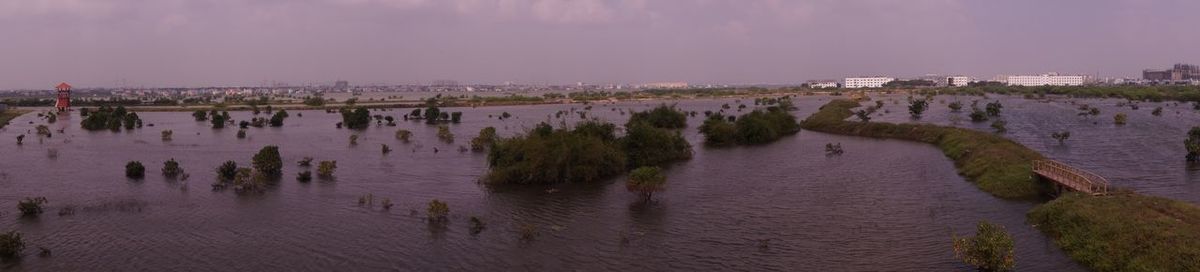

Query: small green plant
[985,101,1003,116]
[236,129,246,139]
[0,231,26,260]
[161,130,173,141]
[297,157,313,167]
[1152,107,1163,116]
[358,194,374,206]
[349,134,359,145]
[1114,113,1128,125]
[626,167,666,201]
[437,125,454,143]
[17,197,48,216]
[969,108,989,122]
[518,223,538,242]
[162,158,183,178]
[953,221,1015,272]
[381,198,393,210]
[470,127,497,152]
[990,120,1008,133]
[296,170,313,182]
[1051,131,1071,144]
[427,199,449,222]
[469,216,485,235]
[948,101,963,112]
[1186,127,1200,162]
[217,161,238,181]
[908,99,928,119]
[395,129,412,143]
[825,143,844,155]
[125,161,146,178]
[317,161,337,178]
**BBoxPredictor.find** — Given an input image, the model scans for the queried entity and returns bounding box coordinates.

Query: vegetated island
[802,99,1200,271]
[0,109,31,129]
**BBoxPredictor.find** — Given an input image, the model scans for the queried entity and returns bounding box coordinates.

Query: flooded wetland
[0,95,1118,271]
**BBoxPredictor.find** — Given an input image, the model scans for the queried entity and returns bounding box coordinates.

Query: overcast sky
[1,0,1197,89]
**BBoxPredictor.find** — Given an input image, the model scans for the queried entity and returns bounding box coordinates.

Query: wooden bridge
[1032,160,1109,195]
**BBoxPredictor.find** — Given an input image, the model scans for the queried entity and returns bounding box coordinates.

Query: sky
[0,0,1198,89]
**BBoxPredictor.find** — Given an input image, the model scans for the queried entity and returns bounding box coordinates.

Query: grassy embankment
[1029,191,1200,271]
[0,109,30,129]
[799,99,1047,199]
[803,99,1200,271]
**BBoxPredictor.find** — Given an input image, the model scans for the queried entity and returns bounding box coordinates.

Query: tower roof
[56,82,72,90]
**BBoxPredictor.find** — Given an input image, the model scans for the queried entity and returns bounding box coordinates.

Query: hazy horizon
[2,0,1198,90]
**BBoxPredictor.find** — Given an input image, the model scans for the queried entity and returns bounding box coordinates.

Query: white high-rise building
[1006,74,1085,86]
[844,77,895,88]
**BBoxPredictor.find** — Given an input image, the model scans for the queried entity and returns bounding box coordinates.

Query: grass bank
[800,99,1047,199]
[804,99,1200,271]
[0,109,30,129]
[1028,191,1200,271]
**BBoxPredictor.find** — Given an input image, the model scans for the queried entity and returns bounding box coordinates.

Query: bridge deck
[1032,160,1109,195]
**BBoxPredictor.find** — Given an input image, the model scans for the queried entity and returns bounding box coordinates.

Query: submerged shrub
[1186,127,1200,162]
[627,104,687,129]
[1114,112,1128,125]
[296,171,312,182]
[162,158,183,178]
[251,146,283,178]
[0,231,25,260]
[216,161,239,181]
[969,108,989,122]
[161,130,173,141]
[125,161,146,178]
[470,127,497,152]
[17,197,47,216]
[427,199,449,222]
[341,107,371,129]
[317,161,337,178]
[437,125,454,143]
[953,221,1015,272]
[908,99,928,119]
[485,121,626,185]
[1051,131,1071,144]
[626,166,666,201]
[622,122,692,168]
[698,114,737,146]
[395,129,412,143]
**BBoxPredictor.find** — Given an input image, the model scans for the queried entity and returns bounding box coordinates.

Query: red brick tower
[55,82,71,112]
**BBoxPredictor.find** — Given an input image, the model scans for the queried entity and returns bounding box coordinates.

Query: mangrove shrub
[627,166,666,201]
[485,121,626,185]
[252,146,283,178]
[125,161,146,178]
[953,221,1015,272]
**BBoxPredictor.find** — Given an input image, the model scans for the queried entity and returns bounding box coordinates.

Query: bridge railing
[1032,160,1109,195]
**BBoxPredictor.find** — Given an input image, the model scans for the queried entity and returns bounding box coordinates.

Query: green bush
[341,107,371,129]
[0,231,25,260]
[627,104,687,129]
[317,161,337,178]
[125,161,146,178]
[470,127,497,152]
[427,199,449,222]
[627,166,666,200]
[252,146,283,178]
[485,121,626,185]
[698,114,737,146]
[953,221,1015,271]
[17,197,47,216]
[1028,192,1200,271]
[162,158,183,178]
[622,122,692,168]
[217,161,238,181]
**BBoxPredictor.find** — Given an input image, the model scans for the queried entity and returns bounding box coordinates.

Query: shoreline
[801,99,1200,271]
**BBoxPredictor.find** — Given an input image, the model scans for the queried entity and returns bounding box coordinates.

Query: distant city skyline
[1,0,1198,90]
